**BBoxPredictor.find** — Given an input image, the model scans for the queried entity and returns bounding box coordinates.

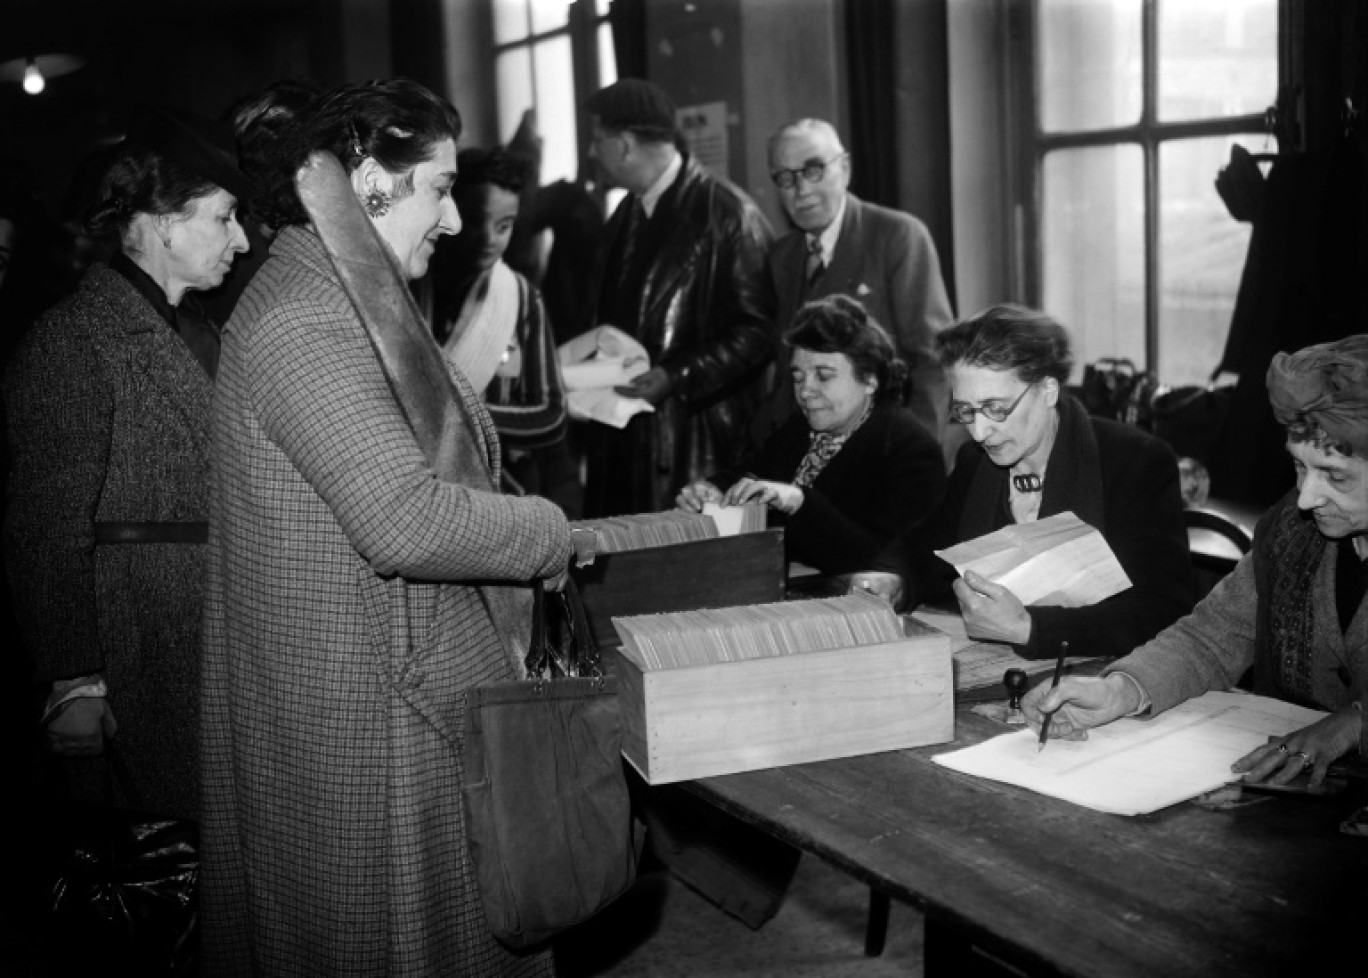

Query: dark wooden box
[572,529,787,648]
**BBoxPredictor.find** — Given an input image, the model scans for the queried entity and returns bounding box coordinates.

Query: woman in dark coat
[3,106,250,818]
[678,295,946,576]
[884,303,1195,660]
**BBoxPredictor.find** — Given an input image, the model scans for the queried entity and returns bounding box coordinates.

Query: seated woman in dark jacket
[874,303,1195,659]
[677,294,946,576]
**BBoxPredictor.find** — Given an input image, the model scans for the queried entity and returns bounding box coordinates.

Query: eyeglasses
[770,153,849,191]
[948,383,1035,424]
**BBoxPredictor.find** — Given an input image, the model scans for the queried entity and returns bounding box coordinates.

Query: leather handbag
[460,577,637,949]
[44,743,199,976]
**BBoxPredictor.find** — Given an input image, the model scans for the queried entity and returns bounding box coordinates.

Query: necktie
[805,236,825,290]
[616,198,646,290]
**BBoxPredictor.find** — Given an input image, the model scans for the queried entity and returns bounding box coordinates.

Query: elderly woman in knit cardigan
[1027,334,1368,788]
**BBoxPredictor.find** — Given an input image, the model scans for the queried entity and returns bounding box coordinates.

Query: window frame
[1008,0,1278,372]
[488,0,612,186]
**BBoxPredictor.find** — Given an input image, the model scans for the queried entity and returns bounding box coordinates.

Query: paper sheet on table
[558,326,654,428]
[934,511,1130,607]
[906,606,1100,693]
[932,691,1328,815]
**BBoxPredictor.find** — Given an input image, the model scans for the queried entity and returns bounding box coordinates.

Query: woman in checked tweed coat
[201,80,572,976]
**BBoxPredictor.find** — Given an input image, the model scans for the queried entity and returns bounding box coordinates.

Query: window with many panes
[492,0,617,186]
[1014,0,1278,385]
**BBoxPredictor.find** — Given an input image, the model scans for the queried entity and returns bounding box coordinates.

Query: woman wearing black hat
[2,104,250,821]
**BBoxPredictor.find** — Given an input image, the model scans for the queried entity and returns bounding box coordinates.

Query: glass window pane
[598,22,617,89]
[496,48,533,156]
[533,37,578,184]
[595,0,612,16]
[1038,0,1142,133]
[529,0,569,34]
[1042,144,1146,378]
[1158,0,1277,122]
[492,0,529,45]
[1157,137,1255,385]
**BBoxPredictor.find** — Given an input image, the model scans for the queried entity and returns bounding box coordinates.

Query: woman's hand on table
[676,480,723,513]
[846,571,904,608]
[1233,706,1363,788]
[724,477,804,515]
[952,570,1032,645]
[1021,674,1141,741]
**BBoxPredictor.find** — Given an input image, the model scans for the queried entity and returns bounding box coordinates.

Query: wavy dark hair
[454,146,531,197]
[259,77,462,230]
[784,294,905,404]
[935,303,1074,386]
[83,144,218,243]
[227,78,321,228]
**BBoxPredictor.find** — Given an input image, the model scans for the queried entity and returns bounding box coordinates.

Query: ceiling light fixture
[22,58,44,95]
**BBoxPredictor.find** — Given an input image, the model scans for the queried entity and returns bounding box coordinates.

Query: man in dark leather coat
[581,79,775,517]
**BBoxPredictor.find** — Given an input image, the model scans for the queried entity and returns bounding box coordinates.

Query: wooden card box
[573,529,786,649]
[607,616,953,785]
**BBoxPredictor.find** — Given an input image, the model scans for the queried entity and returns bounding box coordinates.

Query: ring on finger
[1291,750,1314,767]
[1276,743,1290,755]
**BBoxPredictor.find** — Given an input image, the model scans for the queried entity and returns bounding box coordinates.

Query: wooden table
[683,709,1368,977]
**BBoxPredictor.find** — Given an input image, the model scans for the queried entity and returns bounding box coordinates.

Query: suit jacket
[201,226,569,976]
[765,195,954,440]
[743,404,945,574]
[583,154,775,517]
[3,262,211,818]
[903,395,1195,660]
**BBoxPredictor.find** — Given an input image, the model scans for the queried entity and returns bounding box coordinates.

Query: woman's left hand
[952,569,1032,645]
[724,478,804,515]
[1232,706,1363,788]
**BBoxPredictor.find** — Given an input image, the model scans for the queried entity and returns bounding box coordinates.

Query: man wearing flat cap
[579,78,774,517]
[1023,334,1368,788]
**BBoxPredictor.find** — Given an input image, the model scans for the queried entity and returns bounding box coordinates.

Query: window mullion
[1142,0,1160,373]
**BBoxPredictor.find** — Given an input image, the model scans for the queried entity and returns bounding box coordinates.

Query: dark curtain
[609,0,648,80]
[843,0,899,206]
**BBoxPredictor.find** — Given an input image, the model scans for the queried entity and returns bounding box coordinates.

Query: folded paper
[558,326,654,429]
[934,511,1131,607]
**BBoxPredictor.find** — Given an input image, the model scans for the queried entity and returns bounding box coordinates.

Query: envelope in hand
[558,326,655,428]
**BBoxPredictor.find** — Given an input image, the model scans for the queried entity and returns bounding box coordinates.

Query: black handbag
[43,743,199,976]
[461,577,637,949]
[1077,357,1160,429]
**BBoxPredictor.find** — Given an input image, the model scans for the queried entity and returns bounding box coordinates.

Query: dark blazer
[584,154,775,517]
[765,195,954,440]
[740,404,945,575]
[900,395,1195,659]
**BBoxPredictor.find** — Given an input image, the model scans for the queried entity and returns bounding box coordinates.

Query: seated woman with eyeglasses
[871,303,1195,660]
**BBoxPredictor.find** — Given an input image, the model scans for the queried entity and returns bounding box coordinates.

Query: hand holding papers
[558,326,654,429]
[936,511,1131,608]
[933,691,1328,815]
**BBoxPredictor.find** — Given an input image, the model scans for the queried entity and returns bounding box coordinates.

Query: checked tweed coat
[3,262,212,819]
[201,226,572,976]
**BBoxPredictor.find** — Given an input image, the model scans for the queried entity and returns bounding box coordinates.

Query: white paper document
[558,326,654,429]
[934,511,1131,607]
[932,691,1328,815]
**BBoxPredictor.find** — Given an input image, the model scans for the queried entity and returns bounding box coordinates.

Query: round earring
[361,187,391,218]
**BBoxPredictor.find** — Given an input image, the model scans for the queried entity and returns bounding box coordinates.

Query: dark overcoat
[583,154,775,516]
[3,262,211,818]
[200,227,571,976]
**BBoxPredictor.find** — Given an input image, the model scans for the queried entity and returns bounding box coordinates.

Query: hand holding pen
[1022,667,1145,743]
[1037,642,1068,751]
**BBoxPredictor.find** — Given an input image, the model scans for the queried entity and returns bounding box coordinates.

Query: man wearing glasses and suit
[761,118,954,445]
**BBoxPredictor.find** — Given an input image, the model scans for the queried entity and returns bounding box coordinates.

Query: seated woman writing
[676,294,945,576]
[1025,334,1368,785]
[875,303,1194,659]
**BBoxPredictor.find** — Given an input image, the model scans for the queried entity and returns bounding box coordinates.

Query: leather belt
[93,521,209,545]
